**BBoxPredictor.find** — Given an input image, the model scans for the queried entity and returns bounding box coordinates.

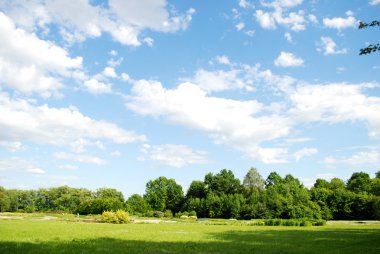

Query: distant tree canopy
[1,168,379,220]
[359,20,380,55]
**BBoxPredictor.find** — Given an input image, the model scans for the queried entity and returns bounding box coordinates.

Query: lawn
[0,218,379,254]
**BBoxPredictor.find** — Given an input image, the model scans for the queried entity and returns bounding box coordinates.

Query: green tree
[243,167,265,193]
[359,20,380,55]
[186,181,206,199]
[144,176,183,212]
[265,171,283,188]
[347,172,371,193]
[126,194,150,214]
[204,169,242,195]
[0,187,10,212]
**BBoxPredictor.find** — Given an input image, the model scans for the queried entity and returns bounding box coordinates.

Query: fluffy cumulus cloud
[317,36,347,55]
[370,0,380,5]
[0,12,82,97]
[126,79,292,163]
[323,11,357,30]
[54,152,106,165]
[255,0,307,31]
[0,0,195,46]
[274,51,304,67]
[324,150,380,165]
[0,157,45,174]
[139,144,209,168]
[0,92,146,150]
[288,83,380,138]
[125,58,380,164]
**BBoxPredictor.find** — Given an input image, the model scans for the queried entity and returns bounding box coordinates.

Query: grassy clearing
[0,218,379,254]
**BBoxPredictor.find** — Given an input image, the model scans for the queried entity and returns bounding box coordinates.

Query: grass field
[0,217,379,254]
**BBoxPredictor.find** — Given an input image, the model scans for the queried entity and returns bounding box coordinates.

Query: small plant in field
[115,210,130,223]
[101,211,118,223]
[189,211,197,217]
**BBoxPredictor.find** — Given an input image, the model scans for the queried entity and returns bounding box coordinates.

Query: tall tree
[144,176,183,212]
[243,167,265,193]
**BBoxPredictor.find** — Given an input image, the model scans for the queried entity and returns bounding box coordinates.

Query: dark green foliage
[144,176,184,213]
[347,172,371,193]
[126,194,150,215]
[359,20,380,55]
[1,169,379,221]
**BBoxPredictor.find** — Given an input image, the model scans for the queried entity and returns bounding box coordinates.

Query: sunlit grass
[0,218,379,254]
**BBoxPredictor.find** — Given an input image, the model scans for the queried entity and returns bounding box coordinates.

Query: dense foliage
[1,168,379,220]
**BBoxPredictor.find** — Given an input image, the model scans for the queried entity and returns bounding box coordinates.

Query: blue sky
[0,0,379,197]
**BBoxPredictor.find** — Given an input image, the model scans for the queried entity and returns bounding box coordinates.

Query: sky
[0,0,379,197]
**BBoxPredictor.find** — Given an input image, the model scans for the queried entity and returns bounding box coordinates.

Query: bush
[313,220,326,226]
[153,211,164,218]
[145,210,154,217]
[101,211,118,223]
[189,210,197,217]
[164,210,173,218]
[116,210,130,223]
[282,219,298,226]
[300,220,312,227]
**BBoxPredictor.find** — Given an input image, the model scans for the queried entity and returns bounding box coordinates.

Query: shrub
[164,210,173,218]
[189,210,197,217]
[153,211,164,218]
[115,210,130,223]
[300,220,312,227]
[145,210,154,217]
[101,211,118,223]
[252,220,265,226]
[313,220,326,226]
[282,220,297,226]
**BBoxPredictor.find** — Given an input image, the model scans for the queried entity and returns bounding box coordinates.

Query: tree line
[1,168,379,220]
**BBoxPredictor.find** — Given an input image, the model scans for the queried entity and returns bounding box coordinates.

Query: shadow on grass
[1,228,379,254]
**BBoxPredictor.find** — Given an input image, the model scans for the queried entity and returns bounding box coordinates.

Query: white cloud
[0,157,45,174]
[143,37,154,47]
[293,148,318,161]
[215,55,231,65]
[83,79,112,94]
[0,92,146,149]
[236,22,245,31]
[274,51,304,67]
[103,67,118,78]
[127,79,291,163]
[318,36,347,55]
[59,164,79,171]
[0,12,82,97]
[370,0,380,5]
[255,10,276,29]
[289,83,380,138]
[26,167,45,174]
[190,69,247,92]
[239,0,253,9]
[323,12,357,30]
[284,32,292,42]
[245,30,255,37]
[0,0,195,47]
[0,141,24,152]
[125,59,380,164]
[54,152,106,165]
[255,5,306,32]
[140,144,209,168]
[324,151,380,165]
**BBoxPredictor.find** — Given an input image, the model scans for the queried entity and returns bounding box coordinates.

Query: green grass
[0,219,379,254]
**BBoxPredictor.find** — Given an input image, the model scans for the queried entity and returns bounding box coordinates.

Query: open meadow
[0,216,379,254]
